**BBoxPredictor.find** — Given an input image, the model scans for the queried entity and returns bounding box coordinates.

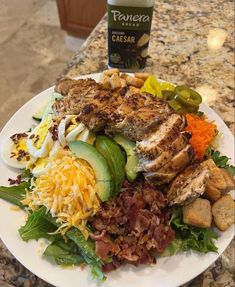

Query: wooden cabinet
[56,0,107,38]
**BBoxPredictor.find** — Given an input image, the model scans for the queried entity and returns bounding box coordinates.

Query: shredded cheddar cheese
[22,148,100,239]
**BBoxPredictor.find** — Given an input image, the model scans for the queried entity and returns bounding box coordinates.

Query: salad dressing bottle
[107,0,155,71]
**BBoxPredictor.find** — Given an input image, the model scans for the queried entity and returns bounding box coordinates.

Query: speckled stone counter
[0,1,234,286]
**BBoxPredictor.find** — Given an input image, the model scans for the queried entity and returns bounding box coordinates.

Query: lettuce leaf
[44,238,85,265]
[0,182,29,208]
[205,147,235,176]
[0,179,105,281]
[19,207,59,241]
[19,207,105,281]
[66,228,99,263]
[66,228,105,281]
[160,238,182,257]
[20,168,33,180]
[170,211,218,254]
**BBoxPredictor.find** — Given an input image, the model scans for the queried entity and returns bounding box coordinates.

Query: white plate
[0,73,234,287]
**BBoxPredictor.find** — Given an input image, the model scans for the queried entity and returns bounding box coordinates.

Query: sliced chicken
[145,171,180,185]
[53,79,123,131]
[78,90,123,131]
[53,78,196,186]
[167,162,210,205]
[136,114,185,158]
[144,145,194,185]
[55,78,94,95]
[158,145,194,173]
[139,132,191,172]
[106,93,173,141]
[53,79,101,116]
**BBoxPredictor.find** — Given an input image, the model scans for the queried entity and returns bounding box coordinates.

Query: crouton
[103,68,120,76]
[204,183,221,202]
[220,169,235,194]
[126,75,144,88]
[109,73,122,90]
[120,78,127,88]
[183,198,212,228]
[204,159,227,189]
[120,73,128,80]
[134,72,151,81]
[212,194,235,231]
[100,74,111,89]
[202,159,233,202]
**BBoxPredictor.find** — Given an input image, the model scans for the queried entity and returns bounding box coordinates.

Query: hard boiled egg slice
[66,127,96,145]
[76,129,90,142]
[66,123,85,142]
[31,141,61,177]
[32,157,51,177]
[58,115,85,146]
[49,141,61,159]
[58,115,75,147]
[1,133,35,169]
[27,116,54,158]
[75,128,96,145]
[86,131,96,145]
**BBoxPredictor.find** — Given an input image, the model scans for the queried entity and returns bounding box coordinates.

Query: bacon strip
[90,180,175,271]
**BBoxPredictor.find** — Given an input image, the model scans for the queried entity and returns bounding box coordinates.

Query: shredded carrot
[184,113,218,161]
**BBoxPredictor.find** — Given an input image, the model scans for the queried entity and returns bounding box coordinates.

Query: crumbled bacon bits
[48,122,58,141]
[10,133,28,144]
[8,175,22,185]
[11,149,30,162]
[90,180,175,272]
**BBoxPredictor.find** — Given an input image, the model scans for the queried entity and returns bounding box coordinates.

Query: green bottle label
[108,4,154,71]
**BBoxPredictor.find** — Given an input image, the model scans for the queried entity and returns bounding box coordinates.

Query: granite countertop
[1,0,234,286]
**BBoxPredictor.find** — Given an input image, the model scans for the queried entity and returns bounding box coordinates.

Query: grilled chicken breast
[55,78,81,95]
[54,79,123,131]
[53,78,195,186]
[167,162,210,205]
[136,114,183,155]
[139,132,191,172]
[108,92,173,141]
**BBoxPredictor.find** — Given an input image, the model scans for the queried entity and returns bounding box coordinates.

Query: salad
[0,69,234,281]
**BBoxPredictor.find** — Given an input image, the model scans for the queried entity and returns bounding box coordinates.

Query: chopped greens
[205,147,235,176]
[44,239,85,265]
[160,238,182,257]
[196,111,204,116]
[21,169,33,180]
[66,228,100,264]
[0,182,29,208]
[168,211,218,254]
[18,206,105,281]
[66,228,105,281]
[19,207,59,241]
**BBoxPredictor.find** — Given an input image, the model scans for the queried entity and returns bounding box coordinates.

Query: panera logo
[111,10,150,23]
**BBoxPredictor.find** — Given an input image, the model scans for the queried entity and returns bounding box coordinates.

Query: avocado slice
[68,141,113,202]
[32,101,50,121]
[114,134,139,182]
[95,136,125,195]
[32,92,63,121]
